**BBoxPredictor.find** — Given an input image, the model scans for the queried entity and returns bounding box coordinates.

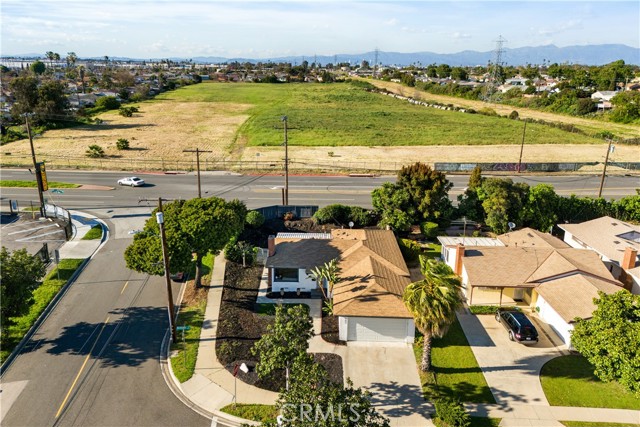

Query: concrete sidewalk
[57,211,104,260]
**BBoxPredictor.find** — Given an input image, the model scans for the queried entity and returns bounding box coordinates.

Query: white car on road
[117,176,145,187]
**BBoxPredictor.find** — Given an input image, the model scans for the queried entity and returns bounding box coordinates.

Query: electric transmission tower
[482,35,507,101]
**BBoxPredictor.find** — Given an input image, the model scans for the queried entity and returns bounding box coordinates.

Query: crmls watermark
[280,403,361,423]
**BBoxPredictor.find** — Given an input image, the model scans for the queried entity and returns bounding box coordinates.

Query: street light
[281,115,289,205]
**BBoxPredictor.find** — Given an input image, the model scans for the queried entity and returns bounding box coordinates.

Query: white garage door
[347,317,409,342]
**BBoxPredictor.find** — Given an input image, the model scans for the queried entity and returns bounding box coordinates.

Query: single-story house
[265,229,415,343]
[442,228,624,347]
[558,216,640,294]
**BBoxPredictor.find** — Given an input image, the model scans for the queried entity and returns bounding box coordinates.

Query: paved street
[0,236,209,427]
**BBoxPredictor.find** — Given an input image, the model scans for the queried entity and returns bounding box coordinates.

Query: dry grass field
[1,81,638,173]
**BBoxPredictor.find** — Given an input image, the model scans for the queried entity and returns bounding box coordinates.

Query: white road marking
[210,416,218,427]
[7,224,59,235]
[16,230,67,241]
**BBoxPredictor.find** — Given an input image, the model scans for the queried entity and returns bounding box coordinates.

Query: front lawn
[540,355,640,410]
[414,318,495,403]
[0,258,84,363]
[220,403,278,423]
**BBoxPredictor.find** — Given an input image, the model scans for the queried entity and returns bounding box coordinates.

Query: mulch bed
[216,260,344,392]
[321,312,346,346]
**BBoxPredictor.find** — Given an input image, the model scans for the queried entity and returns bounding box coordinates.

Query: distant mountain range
[11,44,640,66]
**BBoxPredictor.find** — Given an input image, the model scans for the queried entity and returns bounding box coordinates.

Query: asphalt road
[1,169,638,215]
[0,237,209,427]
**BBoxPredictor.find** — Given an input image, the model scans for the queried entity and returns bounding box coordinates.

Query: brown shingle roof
[463,247,617,288]
[498,228,569,249]
[536,275,623,322]
[558,216,640,264]
[266,228,412,318]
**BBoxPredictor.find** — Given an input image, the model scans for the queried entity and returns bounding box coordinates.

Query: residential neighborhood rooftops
[535,274,621,322]
[497,227,569,249]
[558,216,640,265]
[437,236,504,247]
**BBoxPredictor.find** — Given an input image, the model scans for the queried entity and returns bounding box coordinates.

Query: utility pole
[282,115,289,205]
[24,113,46,217]
[517,120,527,173]
[140,197,178,343]
[598,139,614,198]
[183,148,212,198]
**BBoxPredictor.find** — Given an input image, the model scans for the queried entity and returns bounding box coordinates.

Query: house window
[274,268,299,282]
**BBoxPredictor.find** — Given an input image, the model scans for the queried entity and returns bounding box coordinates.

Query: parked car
[495,309,539,344]
[117,176,145,187]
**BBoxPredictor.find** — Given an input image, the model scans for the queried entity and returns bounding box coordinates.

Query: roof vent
[614,240,621,244]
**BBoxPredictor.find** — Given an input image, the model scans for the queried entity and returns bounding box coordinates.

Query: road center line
[120,281,128,294]
[55,316,111,419]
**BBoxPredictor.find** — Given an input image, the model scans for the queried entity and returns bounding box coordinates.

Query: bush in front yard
[246,210,265,228]
[433,397,470,427]
[420,221,439,239]
[398,238,421,263]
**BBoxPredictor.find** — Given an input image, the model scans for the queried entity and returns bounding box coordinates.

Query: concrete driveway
[342,343,433,426]
[457,310,566,407]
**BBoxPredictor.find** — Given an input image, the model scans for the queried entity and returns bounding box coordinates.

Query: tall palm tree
[403,256,463,371]
[309,257,341,314]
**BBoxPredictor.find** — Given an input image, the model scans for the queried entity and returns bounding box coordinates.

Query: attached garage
[339,316,415,343]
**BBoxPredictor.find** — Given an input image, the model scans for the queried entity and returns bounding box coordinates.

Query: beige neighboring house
[558,216,640,295]
[265,229,415,344]
[443,227,624,347]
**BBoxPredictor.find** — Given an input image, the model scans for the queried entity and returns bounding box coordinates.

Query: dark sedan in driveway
[496,309,539,344]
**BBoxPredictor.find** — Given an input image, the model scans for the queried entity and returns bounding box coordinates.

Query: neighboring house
[265,229,415,344]
[558,216,640,294]
[591,90,617,110]
[444,227,624,347]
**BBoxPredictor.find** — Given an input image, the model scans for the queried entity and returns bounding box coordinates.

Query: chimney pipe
[621,247,638,270]
[454,244,465,276]
[268,235,276,257]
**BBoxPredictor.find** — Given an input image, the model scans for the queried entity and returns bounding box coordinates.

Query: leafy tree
[436,64,451,78]
[308,258,341,314]
[95,96,120,110]
[66,52,77,68]
[451,67,468,81]
[477,178,529,233]
[270,353,390,427]
[9,75,38,118]
[30,60,46,75]
[610,91,640,123]
[403,257,463,371]
[34,80,69,118]
[124,197,246,286]
[252,305,313,391]
[86,144,105,158]
[571,291,640,396]
[0,247,46,329]
[371,183,414,232]
[611,195,640,222]
[246,210,265,228]
[396,162,453,224]
[524,184,560,232]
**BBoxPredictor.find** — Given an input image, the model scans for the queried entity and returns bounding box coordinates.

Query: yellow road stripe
[55,316,110,418]
[120,281,128,295]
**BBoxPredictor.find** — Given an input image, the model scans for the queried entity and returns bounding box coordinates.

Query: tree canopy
[0,247,46,329]
[571,291,640,396]
[124,196,246,286]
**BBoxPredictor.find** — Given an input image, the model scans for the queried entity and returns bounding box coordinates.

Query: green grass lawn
[169,253,214,382]
[414,318,495,403]
[422,242,442,259]
[81,224,103,240]
[155,82,604,147]
[541,355,640,410]
[220,403,278,423]
[0,259,84,363]
[0,180,80,188]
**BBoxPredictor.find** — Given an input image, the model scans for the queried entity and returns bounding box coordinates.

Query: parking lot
[0,213,67,259]
[457,309,567,406]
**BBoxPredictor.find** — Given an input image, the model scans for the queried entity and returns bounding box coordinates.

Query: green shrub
[245,210,265,228]
[216,340,240,365]
[398,238,421,263]
[314,204,351,225]
[433,397,470,427]
[95,96,120,110]
[477,107,498,117]
[508,110,519,120]
[116,138,129,150]
[86,144,105,158]
[469,305,520,315]
[349,206,376,227]
[224,238,257,266]
[118,105,139,117]
[420,221,439,239]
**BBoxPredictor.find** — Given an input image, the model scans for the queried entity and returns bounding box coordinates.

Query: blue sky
[1,1,638,59]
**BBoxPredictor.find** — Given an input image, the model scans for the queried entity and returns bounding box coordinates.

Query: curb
[0,213,108,377]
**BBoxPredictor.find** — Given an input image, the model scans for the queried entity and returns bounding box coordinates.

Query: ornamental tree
[571,291,640,396]
[0,247,46,329]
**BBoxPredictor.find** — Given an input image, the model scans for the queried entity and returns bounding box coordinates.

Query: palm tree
[403,256,463,371]
[309,258,341,314]
[45,51,55,67]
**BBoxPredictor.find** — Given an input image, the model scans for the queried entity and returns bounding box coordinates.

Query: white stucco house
[265,229,415,344]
